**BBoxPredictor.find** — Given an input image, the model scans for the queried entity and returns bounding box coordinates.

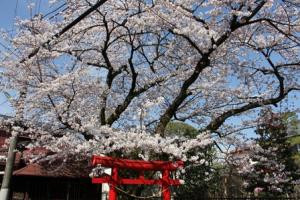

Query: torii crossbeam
[91,156,184,200]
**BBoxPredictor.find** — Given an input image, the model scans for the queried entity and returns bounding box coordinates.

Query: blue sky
[0,0,54,30]
[0,0,55,116]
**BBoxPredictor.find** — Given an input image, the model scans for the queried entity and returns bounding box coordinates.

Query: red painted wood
[92,156,183,171]
[91,156,183,200]
[162,170,171,200]
[92,177,181,185]
[109,167,118,200]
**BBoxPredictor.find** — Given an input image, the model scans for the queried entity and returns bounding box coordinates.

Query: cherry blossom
[0,0,299,164]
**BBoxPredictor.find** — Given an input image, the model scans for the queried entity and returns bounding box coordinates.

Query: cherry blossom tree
[0,0,300,162]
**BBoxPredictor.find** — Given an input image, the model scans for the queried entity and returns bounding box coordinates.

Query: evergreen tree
[241,110,299,197]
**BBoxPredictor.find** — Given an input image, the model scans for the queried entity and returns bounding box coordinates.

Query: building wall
[10,176,101,200]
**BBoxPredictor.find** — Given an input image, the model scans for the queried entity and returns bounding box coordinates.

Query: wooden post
[109,167,118,200]
[162,170,171,200]
[0,135,18,200]
[102,168,111,200]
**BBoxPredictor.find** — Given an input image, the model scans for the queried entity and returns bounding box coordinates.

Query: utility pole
[0,135,18,200]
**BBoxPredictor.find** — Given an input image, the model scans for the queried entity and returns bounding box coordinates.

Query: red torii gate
[91,156,184,200]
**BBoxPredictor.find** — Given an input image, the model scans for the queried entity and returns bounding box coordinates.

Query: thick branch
[106,77,164,126]
[205,92,289,133]
[155,1,267,136]
[205,51,287,134]
[155,55,210,136]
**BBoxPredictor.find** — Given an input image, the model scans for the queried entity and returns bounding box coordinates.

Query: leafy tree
[173,150,221,200]
[165,121,198,138]
[165,122,220,199]
[284,112,300,167]
[282,112,300,136]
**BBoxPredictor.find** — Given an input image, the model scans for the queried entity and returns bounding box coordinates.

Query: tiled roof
[13,160,92,178]
[0,130,92,178]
